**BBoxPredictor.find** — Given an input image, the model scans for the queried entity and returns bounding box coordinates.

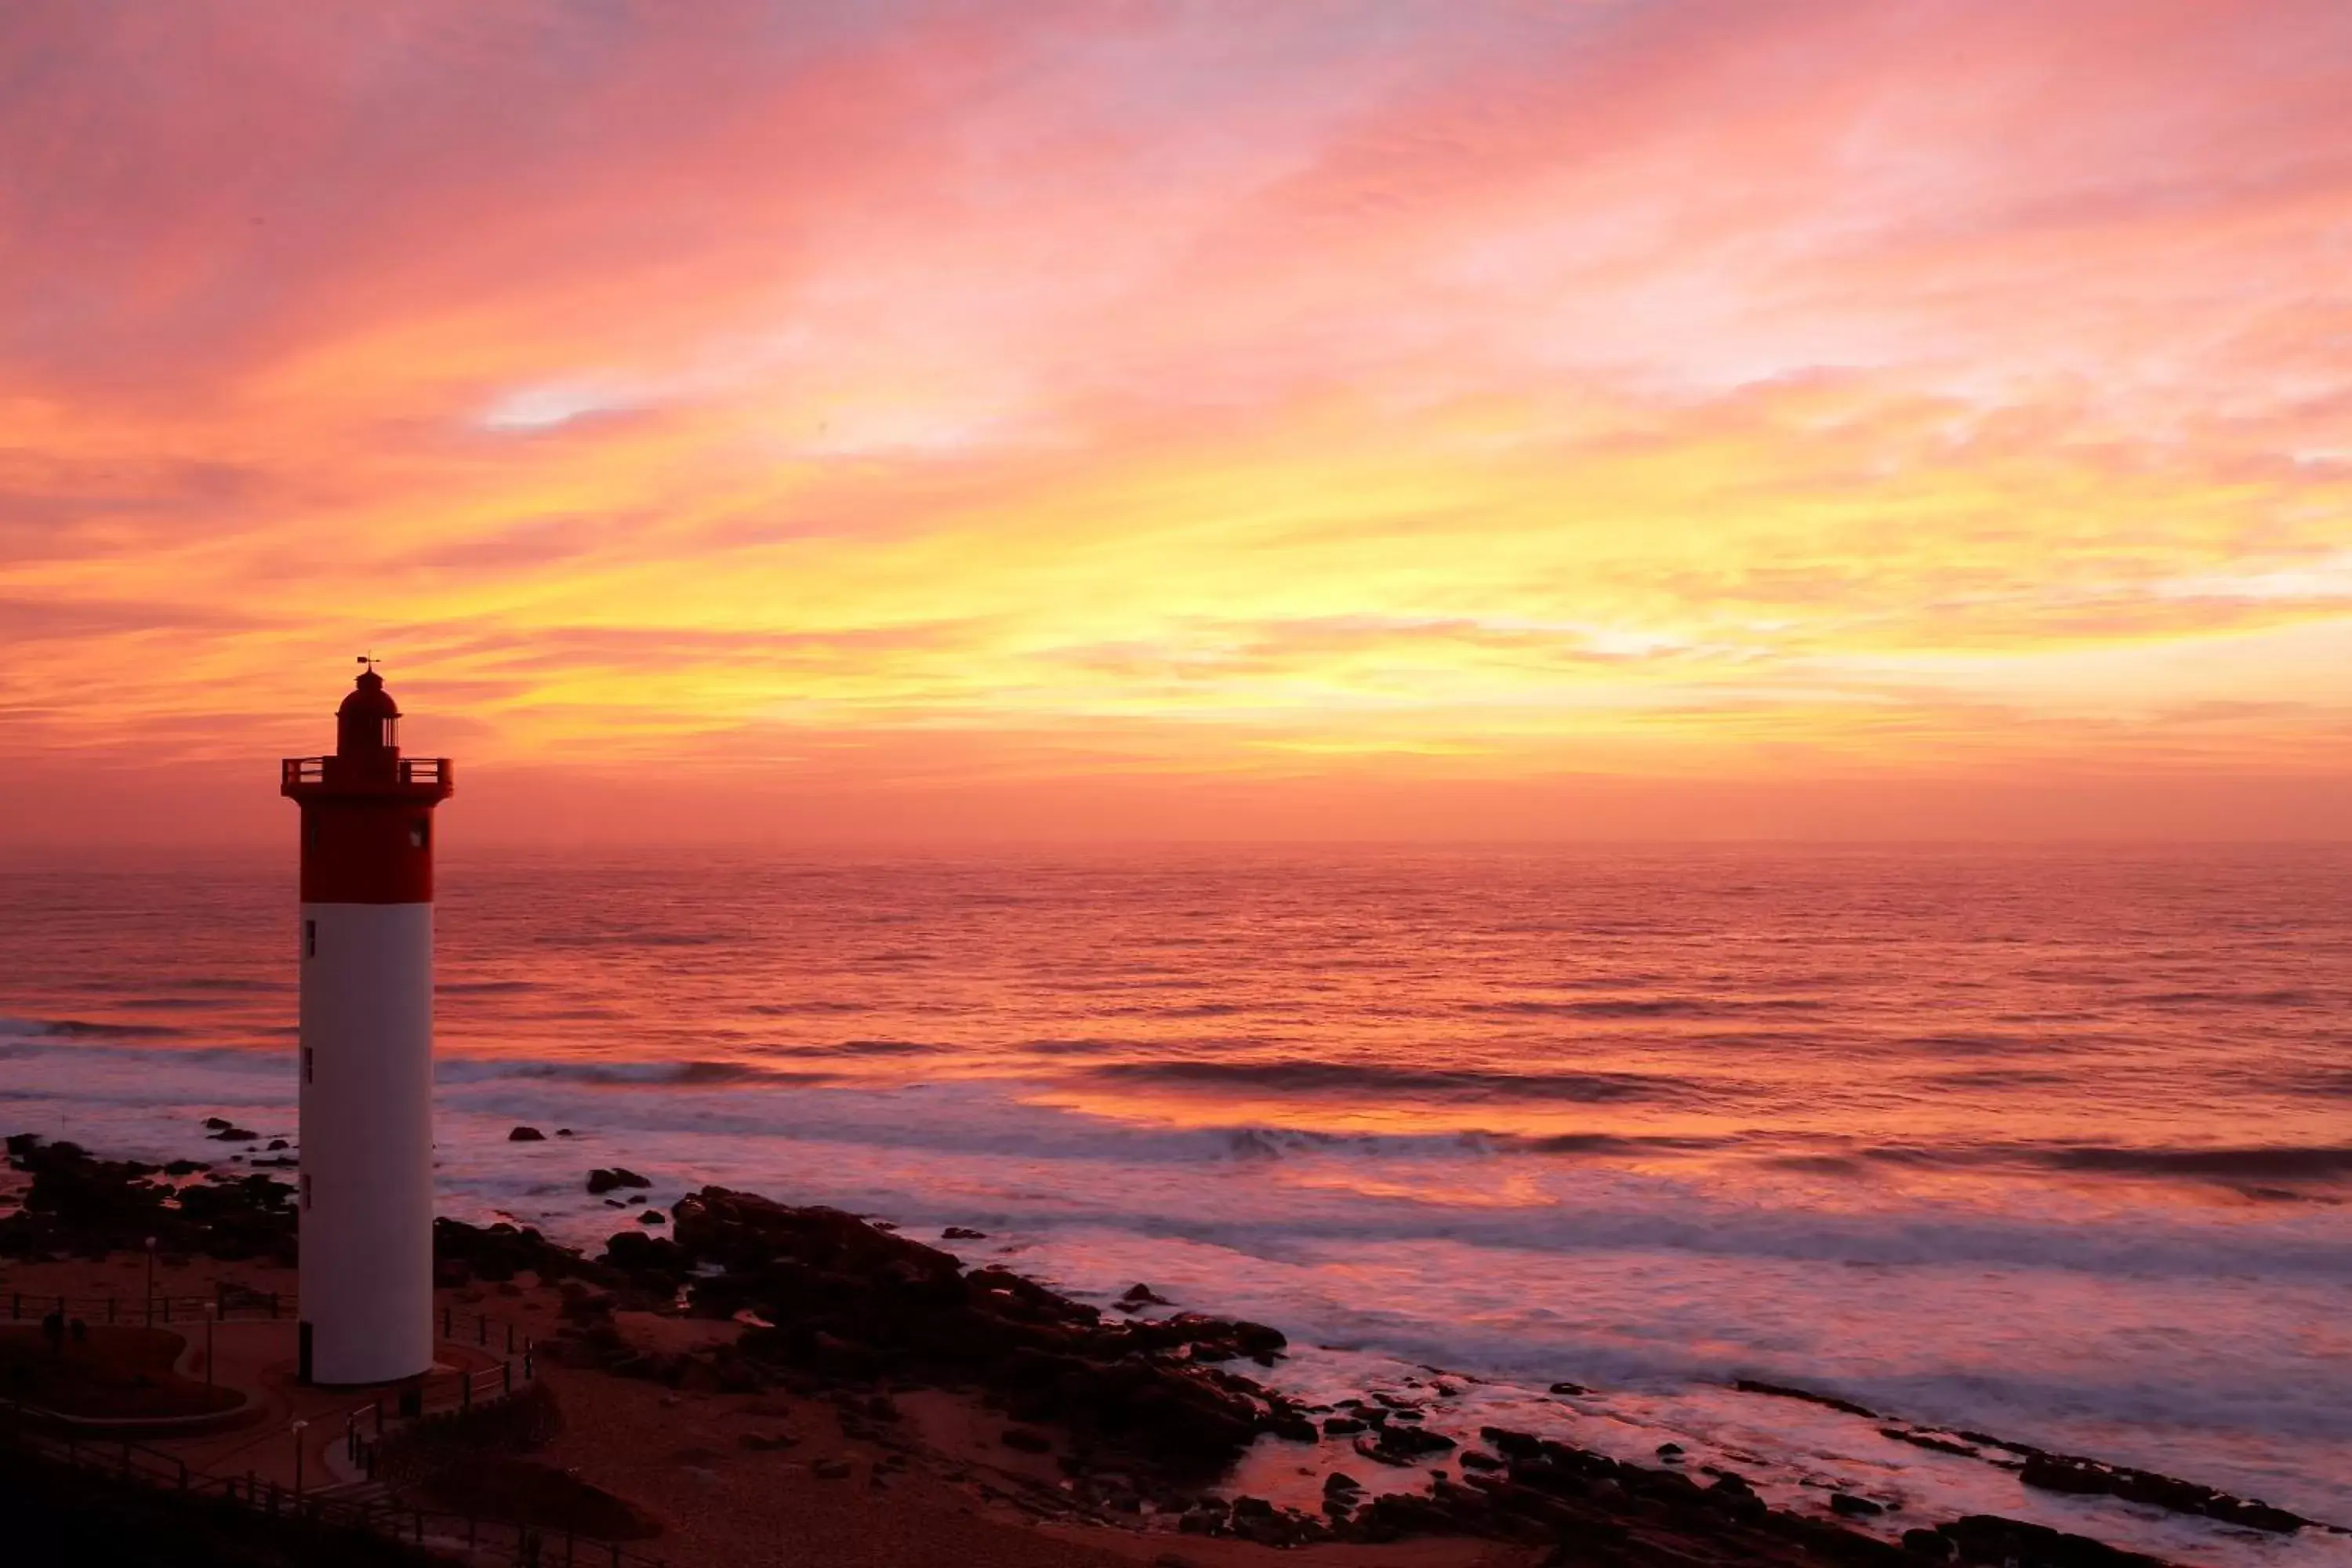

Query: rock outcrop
[0,1134,295,1264]
[584,1185,1312,1479]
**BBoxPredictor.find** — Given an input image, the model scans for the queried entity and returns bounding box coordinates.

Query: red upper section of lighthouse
[284,670,453,903]
[282,670,454,798]
[336,668,401,757]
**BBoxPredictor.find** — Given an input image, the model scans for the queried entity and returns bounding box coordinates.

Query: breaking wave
[1083,1058,1696,1102]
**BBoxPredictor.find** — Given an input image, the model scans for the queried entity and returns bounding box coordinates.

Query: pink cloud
[2,0,2349,840]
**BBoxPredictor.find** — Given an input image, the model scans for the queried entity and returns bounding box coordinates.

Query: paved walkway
[66,1317,517,1495]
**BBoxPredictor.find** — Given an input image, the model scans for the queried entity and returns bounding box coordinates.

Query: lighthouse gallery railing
[281,756,451,787]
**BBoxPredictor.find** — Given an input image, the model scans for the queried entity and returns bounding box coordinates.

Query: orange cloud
[2,0,2349,843]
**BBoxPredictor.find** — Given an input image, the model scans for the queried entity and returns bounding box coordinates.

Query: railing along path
[0,1295,661,1566]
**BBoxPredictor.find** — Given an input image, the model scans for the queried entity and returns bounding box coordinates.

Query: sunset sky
[5,1,2350,844]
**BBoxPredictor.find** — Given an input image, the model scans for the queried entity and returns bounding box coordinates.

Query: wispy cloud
[2,0,2349,836]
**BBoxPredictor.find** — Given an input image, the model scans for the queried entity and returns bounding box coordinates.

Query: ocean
[3,845,2348,1563]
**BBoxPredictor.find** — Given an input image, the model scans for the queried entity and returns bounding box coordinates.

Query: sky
[4,0,2350,845]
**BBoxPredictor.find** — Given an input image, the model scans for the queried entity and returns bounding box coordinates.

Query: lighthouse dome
[336,669,401,757]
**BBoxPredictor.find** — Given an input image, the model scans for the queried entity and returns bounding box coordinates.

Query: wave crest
[1084,1058,1695,1102]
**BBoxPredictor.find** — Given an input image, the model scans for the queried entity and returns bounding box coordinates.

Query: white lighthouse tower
[281,663,453,1385]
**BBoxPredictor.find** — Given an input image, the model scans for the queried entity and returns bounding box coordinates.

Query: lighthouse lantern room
[281,665,453,1385]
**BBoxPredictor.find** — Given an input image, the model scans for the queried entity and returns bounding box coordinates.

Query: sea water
[3,846,2347,1563]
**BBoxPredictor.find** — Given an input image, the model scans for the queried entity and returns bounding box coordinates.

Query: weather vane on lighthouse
[280,662,455,1386]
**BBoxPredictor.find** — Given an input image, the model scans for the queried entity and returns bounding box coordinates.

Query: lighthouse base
[298,899,437,1387]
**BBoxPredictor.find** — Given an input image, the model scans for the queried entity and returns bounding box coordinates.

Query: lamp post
[291,1418,309,1498]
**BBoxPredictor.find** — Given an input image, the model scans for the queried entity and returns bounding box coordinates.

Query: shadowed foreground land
[7,1132,2299,1568]
[0,1442,439,1568]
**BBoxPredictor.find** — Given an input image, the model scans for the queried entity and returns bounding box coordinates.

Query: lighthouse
[281,665,453,1385]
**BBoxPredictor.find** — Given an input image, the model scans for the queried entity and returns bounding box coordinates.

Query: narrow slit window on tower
[409,818,429,849]
[304,919,316,958]
[303,1047,314,1083]
[382,716,399,748]
[300,1173,312,1209]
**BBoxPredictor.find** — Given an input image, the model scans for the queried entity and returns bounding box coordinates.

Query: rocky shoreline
[3,1131,2328,1567]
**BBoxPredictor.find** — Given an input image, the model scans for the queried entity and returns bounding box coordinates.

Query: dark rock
[436,1215,604,1287]
[2005,1444,2310,1531]
[1902,1528,1957,1559]
[1120,1283,1172,1305]
[1355,1425,1455,1465]
[942,1226,987,1240]
[556,1128,575,1137]
[1938,1514,2171,1567]
[811,1457,853,1479]
[1323,1472,1363,1494]
[162,1160,205,1177]
[637,1210,666,1225]
[2208,1498,2307,1533]
[1733,1378,1879,1419]
[1831,1494,1885,1518]
[208,1127,260,1142]
[586,1167,654,1195]
[1548,1381,1588,1395]
[602,1229,688,1279]
[507,1126,546,1142]
[1322,1416,1367,1435]
[1656,1442,1685,1458]
[2,1135,294,1265]
[201,1118,231,1131]
[663,1187,1287,1479]
[2020,1457,2111,1495]
[265,1139,289,1151]
[1459,1450,1504,1472]
[1001,1426,1054,1454]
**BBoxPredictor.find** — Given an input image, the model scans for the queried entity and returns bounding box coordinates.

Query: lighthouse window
[304,920,316,958]
[409,818,430,849]
[382,717,399,747]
